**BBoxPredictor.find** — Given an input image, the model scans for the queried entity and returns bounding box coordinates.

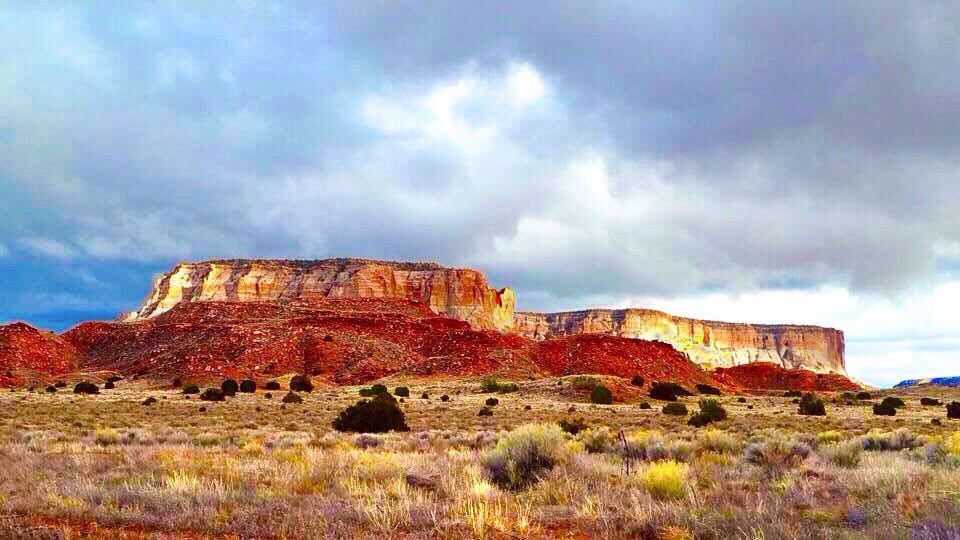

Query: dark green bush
[282,392,303,404]
[946,402,960,419]
[103,381,115,390]
[485,397,499,407]
[662,403,688,416]
[360,385,389,397]
[141,396,157,406]
[698,398,728,422]
[638,401,652,410]
[239,380,256,393]
[421,392,429,399]
[45,385,57,393]
[73,382,99,395]
[264,380,281,391]
[649,382,692,401]
[394,386,410,397]
[440,394,450,402]
[855,391,872,400]
[558,417,588,435]
[880,396,906,409]
[798,393,826,416]
[631,375,645,387]
[920,397,942,406]
[106,376,122,384]
[199,389,225,402]
[54,381,67,388]
[737,397,747,403]
[590,385,613,405]
[221,379,239,396]
[332,394,410,433]
[784,390,802,398]
[182,385,200,395]
[696,384,722,396]
[478,406,494,417]
[873,401,896,416]
[290,375,314,393]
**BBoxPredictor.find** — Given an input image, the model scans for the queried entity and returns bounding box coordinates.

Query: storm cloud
[1,1,959,384]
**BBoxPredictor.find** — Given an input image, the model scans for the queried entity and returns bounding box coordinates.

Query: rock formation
[0,322,80,385]
[514,309,844,375]
[121,258,846,377]
[123,259,515,331]
[894,377,960,388]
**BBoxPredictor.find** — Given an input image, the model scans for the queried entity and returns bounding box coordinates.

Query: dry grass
[0,379,958,538]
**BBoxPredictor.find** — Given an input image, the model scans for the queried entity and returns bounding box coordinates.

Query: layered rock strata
[514,309,845,374]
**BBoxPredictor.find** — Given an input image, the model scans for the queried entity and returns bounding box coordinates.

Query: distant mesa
[1,257,853,390]
[894,377,960,388]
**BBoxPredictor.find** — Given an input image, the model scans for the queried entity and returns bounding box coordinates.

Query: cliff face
[123,259,516,331]
[514,309,845,375]
[122,258,845,376]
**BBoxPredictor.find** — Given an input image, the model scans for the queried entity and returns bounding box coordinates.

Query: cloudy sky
[2,1,958,387]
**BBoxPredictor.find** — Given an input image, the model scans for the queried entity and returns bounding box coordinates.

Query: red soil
[2,299,858,391]
[712,362,860,392]
[0,322,80,386]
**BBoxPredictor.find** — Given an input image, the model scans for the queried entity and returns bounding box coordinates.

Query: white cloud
[19,237,75,259]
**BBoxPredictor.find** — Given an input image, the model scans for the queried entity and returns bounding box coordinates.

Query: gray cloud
[1,0,959,313]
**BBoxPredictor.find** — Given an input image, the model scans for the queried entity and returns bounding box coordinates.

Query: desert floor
[0,377,958,539]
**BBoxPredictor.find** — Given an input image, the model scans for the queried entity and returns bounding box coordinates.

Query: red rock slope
[0,322,80,385]
[712,363,861,392]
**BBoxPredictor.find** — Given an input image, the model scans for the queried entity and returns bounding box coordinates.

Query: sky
[1,1,959,387]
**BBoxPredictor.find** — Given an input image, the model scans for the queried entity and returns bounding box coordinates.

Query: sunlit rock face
[514,309,846,375]
[123,259,516,331]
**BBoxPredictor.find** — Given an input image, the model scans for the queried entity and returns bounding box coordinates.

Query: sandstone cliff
[514,309,845,375]
[122,258,845,376]
[123,259,516,331]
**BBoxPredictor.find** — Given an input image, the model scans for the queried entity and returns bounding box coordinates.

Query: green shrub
[482,424,568,490]
[798,393,826,416]
[45,385,57,393]
[264,380,281,391]
[860,428,919,451]
[558,417,588,435]
[182,385,200,395]
[239,379,256,393]
[478,406,493,417]
[947,402,960,419]
[106,375,122,383]
[855,391,872,400]
[282,391,303,404]
[688,399,727,427]
[141,396,157,406]
[783,390,802,398]
[73,382,99,395]
[332,393,409,433]
[737,397,747,403]
[440,394,450,402]
[590,385,613,405]
[880,396,905,409]
[873,401,896,416]
[920,397,941,406]
[649,382,690,401]
[421,392,429,399]
[638,401,652,410]
[289,375,314,393]
[54,381,67,388]
[485,397,499,407]
[394,386,410,397]
[220,379,239,396]
[631,375,645,387]
[103,381,115,390]
[578,426,612,453]
[663,403,688,416]
[696,384,721,396]
[480,376,519,394]
[821,439,863,467]
[199,388,224,402]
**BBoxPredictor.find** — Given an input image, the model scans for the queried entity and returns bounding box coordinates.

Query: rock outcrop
[0,322,80,385]
[124,259,515,331]
[121,258,846,377]
[515,309,845,375]
[894,377,960,388]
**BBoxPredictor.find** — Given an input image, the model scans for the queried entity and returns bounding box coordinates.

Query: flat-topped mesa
[123,258,516,331]
[514,309,846,375]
